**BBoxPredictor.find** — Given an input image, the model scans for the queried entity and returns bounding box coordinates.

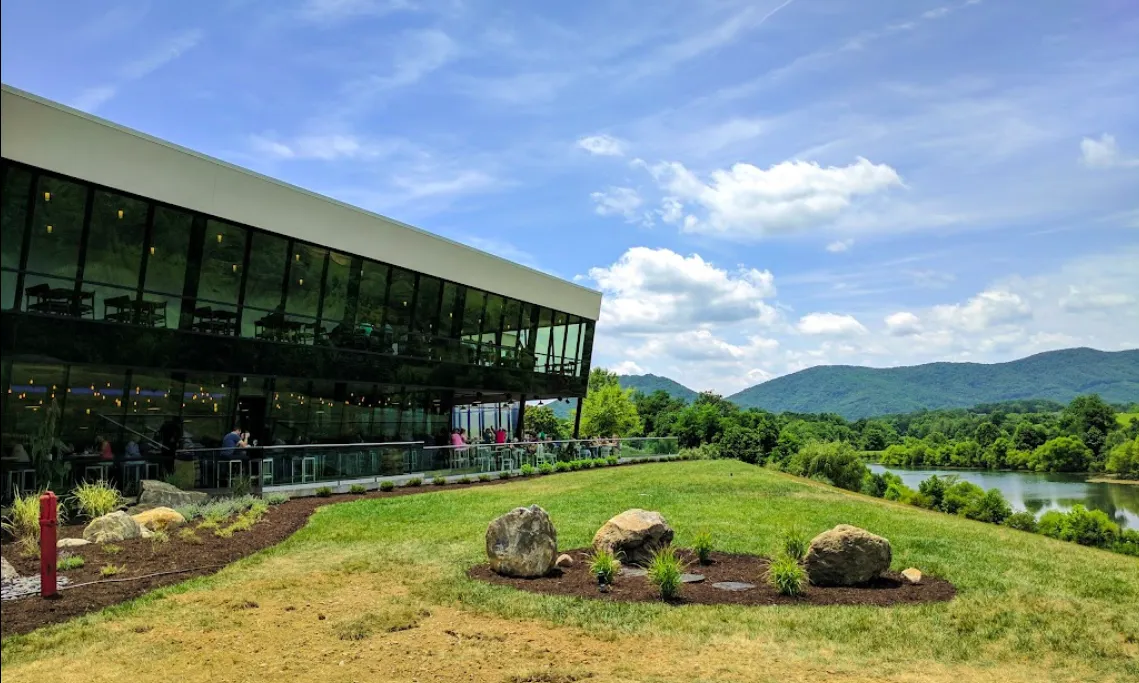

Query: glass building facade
[0,158,596,456]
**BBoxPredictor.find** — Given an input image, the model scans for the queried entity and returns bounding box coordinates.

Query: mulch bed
[0,479,514,638]
[469,548,957,607]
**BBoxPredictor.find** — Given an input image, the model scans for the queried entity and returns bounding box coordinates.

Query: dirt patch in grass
[0,477,518,638]
[469,548,956,607]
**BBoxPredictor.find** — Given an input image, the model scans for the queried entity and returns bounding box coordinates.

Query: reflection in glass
[1,165,34,310]
[85,190,147,324]
[144,206,194,328]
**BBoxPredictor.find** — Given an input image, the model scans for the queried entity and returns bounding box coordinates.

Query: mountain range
[610,348,1139,420]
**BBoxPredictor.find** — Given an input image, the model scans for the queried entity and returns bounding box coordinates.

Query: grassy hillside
[4,461,1136,682]
[729,347,1139,419]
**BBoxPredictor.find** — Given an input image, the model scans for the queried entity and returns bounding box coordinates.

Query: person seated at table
[494,427,507,444]
[221,426,245,458]
[97,435,114,461]
[125,439,141,460]
[450,428,468,449]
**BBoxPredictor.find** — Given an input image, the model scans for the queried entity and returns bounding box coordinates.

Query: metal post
[40,491,59,598]
[572,397,583,439]
[515,395,526,440]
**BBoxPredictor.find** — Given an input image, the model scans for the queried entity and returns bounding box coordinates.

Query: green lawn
[3,460,1137,683]
[1118,412,1139,428]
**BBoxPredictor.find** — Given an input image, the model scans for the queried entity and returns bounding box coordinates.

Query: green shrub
[71,480,123,519]
[589,548,620,584]
[606,456,619,466]
[478,473,492,482]
[963,488,1012,524]
[58,555,85,570]
[718,425,766,464]
[150,529,170,544]
[405,477,423,487]
[497,470,513,480]
[230,474,254,497]
[569,460,584,471]
[102,544,123,555]
[263,492,290,505]
[429,475,445,486]
[214,526,234,538]
[520,464,535,476]
[163,466,196,491]
[459,476,473,484]
[349,484,367,494]
[1003,511,1039,532]
[766,554,807,597]
[646,546,685,600]
[177,528,203,544]
[592,458,608,468]
[782,528,809,561]
[2,491,67,556]
[1112,529,1139,557]
[554,461,570,473]
[315,486,334,497]
[538,463,554,475]
[100,563,124,577]
[1039,505,1119,547]
[942,480,985,515]
[379,481,395,492]
[692,530,714,565]
[786,441,868,492]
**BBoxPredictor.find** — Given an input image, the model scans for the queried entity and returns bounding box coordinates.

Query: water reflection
[869,466,1139,530]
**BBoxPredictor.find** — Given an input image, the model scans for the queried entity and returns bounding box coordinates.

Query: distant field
[1118,412,1139,427]
[3,461,1137,682]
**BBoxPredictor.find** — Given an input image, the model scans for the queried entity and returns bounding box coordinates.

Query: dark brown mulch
[469,548,956,607]
[0,478,515,638]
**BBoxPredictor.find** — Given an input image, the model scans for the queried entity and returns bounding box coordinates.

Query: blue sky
[3,0,1137,394]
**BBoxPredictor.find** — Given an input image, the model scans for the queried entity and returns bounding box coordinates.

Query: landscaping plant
[782,528,809,562]
[379,481,395,492]
[102,544,123,556]
[538,463,554,475]
[459,476,473,484]
[646,546,686,600]
[230,474,254,497]
[349,483,367,494]
[405,477,423,487]
[432,475,447,486]
[766,554,807,597]
[520,463,535,476]
[99,564,124,577]
[692,530,714,565]
[71,480,123,519]
[149,529,170,544]
[263,492,290,505]
[57,555,85,570]
[478,473,492,482]
[177,528,203,544]
[497,470,513,480]
[315,486,333,497]
[589,548,620,584]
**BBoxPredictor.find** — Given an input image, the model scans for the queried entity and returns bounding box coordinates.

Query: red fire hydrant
[40,491,58,598]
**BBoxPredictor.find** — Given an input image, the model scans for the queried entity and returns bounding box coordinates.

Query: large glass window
[460,287,485,364]
[84,189,147,324]
[534,307,554,373]
[180,374,233,447]
[386,267,415,346]
[564,315,583,374]
[413,275,441,334]
[480,294,505,366]
[143,206,194,329]
[125,372,183,456]
[194,220,246,335]
[518,303,536,372]
[24,175,88,315]
[1,165,33,310]
[285,244,324,318]
[550,311,569,374]
[3,362,68,447]
[500,298,522,367]
[354,260,390,352]
[241,231,289,339]
[60,367,128,456]
[318,251,351,344]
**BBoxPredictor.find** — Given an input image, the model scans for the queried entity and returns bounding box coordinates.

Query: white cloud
[826,238,854,253]
[611,360,645,375]
[797,312,869,336]
[249,133,404,161]
[588,247,778,333]
[931,289,1031,332]
[1059,286,1136,312]
[72,86,118,112]
[357,29,456,91]
[645,157,902,240]
[70,29,204,112]
[590,187,647,224]
[884,311,922,336]
[577,134,627,156]
[298,0,414,23]
[1080,134,1139,168]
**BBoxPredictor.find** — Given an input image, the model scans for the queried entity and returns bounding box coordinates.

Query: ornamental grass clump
[379,481,395,492]
[589,548,620,585]
[766,554,807,597]
[71,480,122,519]
[782,528,809,562]
[692,530,714,565]
[646,546,686,600]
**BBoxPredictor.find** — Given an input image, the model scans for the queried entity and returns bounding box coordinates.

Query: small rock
[805,524,892,587]
[680,573,705,584]
[139,526,155,539]
[57,538,92,549]
[1,556,19,581]
[901,567,923,585]
[485,505,558,578]
[555,553,574,568]
[592,509,674,566]
[132,506,186,531]
[620,567,648,578]
[711,581,756,592]
[83,510,142,544]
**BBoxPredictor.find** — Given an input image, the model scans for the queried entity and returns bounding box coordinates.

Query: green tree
[1061,394,1117,456]
[632,390,686,436]
[974,421,1001,448]
[718,425,765,464]
[785,441,868,491]
[1012,422,1048,451]
[580,384,642,437]
[963,488,1013,524]
[1031,436,1093,472]
[588,367,621,393]
[861,420,899,451]
[1105,436,1139,478]
[524,405,564,439]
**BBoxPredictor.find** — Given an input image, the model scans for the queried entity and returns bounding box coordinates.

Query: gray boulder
[83,511,143,544]
[57,537,92,549]
[485,505,558,577]
[1,556,18,581]
[138,480,207,508]
[592,509,674,566]
[805,524,892,586]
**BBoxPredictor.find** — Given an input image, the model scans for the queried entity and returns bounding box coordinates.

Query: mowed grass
[1118,412,1139,428]
[3,461,1138,683]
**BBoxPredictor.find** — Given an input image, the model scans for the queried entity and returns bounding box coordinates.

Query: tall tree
[524,405,564,439]
[1061,395,1117,456]
[580,384,642,437]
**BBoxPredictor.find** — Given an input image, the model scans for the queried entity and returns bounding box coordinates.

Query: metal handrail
[176,440,424,455]
[96,413,164,450]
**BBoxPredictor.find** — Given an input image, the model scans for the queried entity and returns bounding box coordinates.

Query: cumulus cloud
[1059,286,1136,312]
[931,289,1031,331]
[797,312,868,336]
[611,360,645,375]
[826,238,854,253]
[588,247,778,333]
[250,133,405,160]
[577,134,627,156]
[647,157,902,240]
[590,186,646,223]
[1080,134,1139,168]
[884,311,922,336]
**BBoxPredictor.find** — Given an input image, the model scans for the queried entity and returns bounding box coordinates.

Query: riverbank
[1087,476,1139,486]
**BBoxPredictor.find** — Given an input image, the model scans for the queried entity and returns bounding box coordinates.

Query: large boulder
[138,480,207,508]
[805,524,892,586]
[132,506,186,531]
[592,509,674,566]
[485,505,558,577]
[83,511,143,544]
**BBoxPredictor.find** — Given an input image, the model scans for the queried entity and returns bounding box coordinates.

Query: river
[869,465,1139,530]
